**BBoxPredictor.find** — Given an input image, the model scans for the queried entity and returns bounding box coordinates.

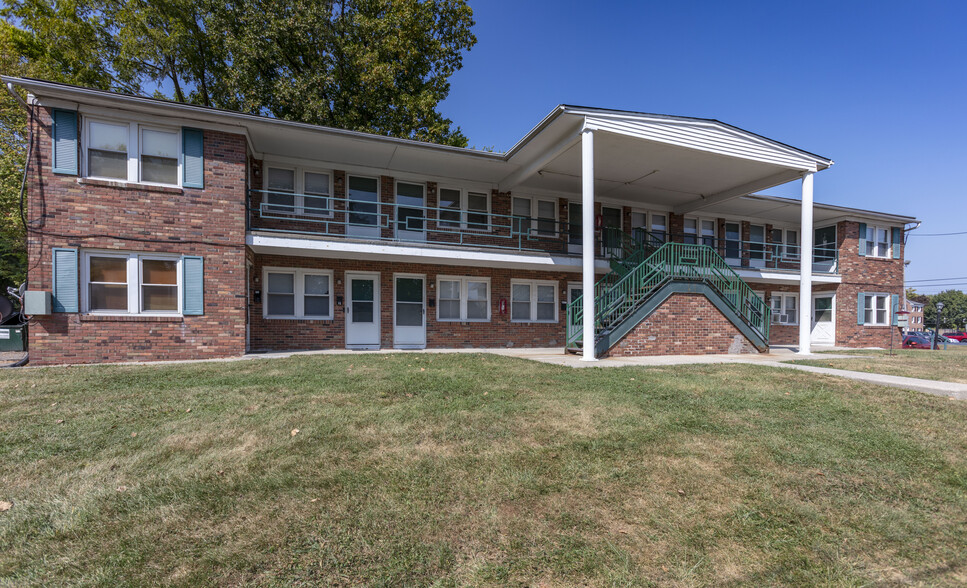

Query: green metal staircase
[566,238,770,357]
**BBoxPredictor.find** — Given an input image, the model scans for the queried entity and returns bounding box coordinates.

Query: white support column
[581,127,597,361]
[797,171,814,354]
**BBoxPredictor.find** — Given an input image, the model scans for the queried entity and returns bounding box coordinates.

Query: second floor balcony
[247,188,839,274]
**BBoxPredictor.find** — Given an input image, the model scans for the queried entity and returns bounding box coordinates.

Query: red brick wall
[248,254,577,351]
[605,292,760,357]
[25,107,248,365]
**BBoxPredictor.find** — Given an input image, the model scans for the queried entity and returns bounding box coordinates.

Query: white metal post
[581,127,597,361]
[797,171,814,354]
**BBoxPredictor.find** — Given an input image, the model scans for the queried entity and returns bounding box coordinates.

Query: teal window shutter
[891,227,902,259]
[52,248,79,312]
[856,292,866,325]
[182,256,204,315]
[891,294,899,326]
[857,223,867,256]
[52,109,79,175]
[182,128,204,188]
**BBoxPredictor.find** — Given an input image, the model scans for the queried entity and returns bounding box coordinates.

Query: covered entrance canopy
[498,106,834,359]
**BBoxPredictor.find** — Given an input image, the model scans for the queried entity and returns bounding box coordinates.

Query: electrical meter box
[23,291,51,315]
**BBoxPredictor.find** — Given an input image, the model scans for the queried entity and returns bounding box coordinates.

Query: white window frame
[770,226,800,259]
[684,217,717,246]
[863,293,891,326]
[865,225,892,258]
[262,267,334,320]
[80,250,183,316]
[437,187,491,231]
[769,293,799,325]
[513,197,557,237]
[435,276,491,322]
[510,279,558,323]
[83,117,183,187]
[263,163,333,217]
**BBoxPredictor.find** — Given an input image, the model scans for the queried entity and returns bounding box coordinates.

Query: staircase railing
[566,241,769,353]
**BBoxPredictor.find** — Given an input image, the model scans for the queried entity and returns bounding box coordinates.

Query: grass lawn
[791,346,967,384]
[1,354,966,586]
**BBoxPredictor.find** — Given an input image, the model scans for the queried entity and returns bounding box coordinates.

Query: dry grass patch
[792,345,967,383]
[0,354,965,586]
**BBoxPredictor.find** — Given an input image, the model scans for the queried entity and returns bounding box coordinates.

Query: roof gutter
[4,82,31,112]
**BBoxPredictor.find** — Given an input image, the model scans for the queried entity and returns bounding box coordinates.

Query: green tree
[923,290,967,330]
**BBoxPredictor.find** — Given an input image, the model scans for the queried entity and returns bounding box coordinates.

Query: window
[866,225,892,258]
[770,228,799,259]
[511,280,557,323]
[863,294,890,325]
[650,214,667,243]
[82,251,181,315]
[263,268,333,319]
[85,119,182,186]
[87,121,129,180]
[140,127,179,185]
[440,188,491,230]
[264,166,331,215]
[512,197,556,236]
[437,277,490,321]
[769,294,798,325]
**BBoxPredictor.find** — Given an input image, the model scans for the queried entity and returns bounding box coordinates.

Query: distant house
[904,298,925,331]
[5,77,919,365]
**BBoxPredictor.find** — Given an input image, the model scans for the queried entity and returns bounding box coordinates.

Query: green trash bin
[0,325,25,352]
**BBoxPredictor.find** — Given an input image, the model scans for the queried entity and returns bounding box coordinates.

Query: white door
[394,275,425,348]
[346,273,380,348]
[811,294,835,345]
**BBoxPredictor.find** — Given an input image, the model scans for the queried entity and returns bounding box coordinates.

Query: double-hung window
[865,225,891,258]
[862,293,890,325]
[512,197,556,237]
[770,228,799,259]
[83,251,181,314]
[85,119,181,186]
[437,276,490,321]
[263,268,333,320]
[769,294,798,325]
[438,188,490,230]
[511,280,557,323]
[264,166,331,216]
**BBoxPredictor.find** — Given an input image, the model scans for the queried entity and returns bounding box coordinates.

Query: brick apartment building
[4,77,918,365]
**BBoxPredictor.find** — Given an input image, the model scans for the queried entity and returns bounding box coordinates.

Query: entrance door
[393,275,425,348]
[724,222,741,265]
[396,182,425,242]
[601,206,622,257]
[346,273,380,348]
[749,225,766,268]
[813,226,837,272]
[811,294,835,345]
[568,202,582,254]
[566,283,583,342]
[347,176,380,239]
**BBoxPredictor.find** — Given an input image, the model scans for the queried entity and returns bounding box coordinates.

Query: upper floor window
[439,188,490,230]
[264,166,331,216]
[85,119,181,186]
[865,225,891,258]
[770,228,799,259]
[512,197,557,237]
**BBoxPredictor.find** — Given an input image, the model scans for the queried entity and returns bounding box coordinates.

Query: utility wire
[906,276,967,283]
[908,230,967,237]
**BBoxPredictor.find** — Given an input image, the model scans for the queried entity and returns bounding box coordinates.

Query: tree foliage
[923,290,967,330]
[0,0,476,287]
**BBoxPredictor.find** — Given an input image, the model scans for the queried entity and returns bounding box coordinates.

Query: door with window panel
[811,294,835,344]
[601,206,622,257]
[346,273,380,348]
[396,182,425,242]
[749,225,766,268]
[347,177,380,239]
[394,276,425,348]
[568,203,582,253]
[814,226,837,271]
[724,222,741,264]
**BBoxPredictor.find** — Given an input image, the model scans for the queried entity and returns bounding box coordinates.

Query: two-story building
[5,77,918,365]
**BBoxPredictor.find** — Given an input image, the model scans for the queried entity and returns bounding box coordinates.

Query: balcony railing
[247,190,838,273]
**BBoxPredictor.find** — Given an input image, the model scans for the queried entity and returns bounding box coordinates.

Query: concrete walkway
[514,346,967,400]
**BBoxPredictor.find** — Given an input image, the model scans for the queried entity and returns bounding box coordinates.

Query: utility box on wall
[23,291,51,315]
[0,326,24,352]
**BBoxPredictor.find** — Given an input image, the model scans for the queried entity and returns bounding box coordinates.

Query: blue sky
[438,0,967,294]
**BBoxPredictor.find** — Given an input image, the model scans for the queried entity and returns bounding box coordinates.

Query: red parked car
[944,332,967,342]
[902,334,933,349]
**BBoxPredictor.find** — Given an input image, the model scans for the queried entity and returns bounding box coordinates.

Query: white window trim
[684,216,717,245]
[513,196,558,237]
[435,275,491,322]
[437,186,492,232]
[262,267,334,320]
[863,292,891,326]
[510,279,559,323]
[865,225,892,258]
[769,226,800,259]
[83,117,183,187]
[80,250,183,316]
[263,163,334,218]
[769,292,799,325]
